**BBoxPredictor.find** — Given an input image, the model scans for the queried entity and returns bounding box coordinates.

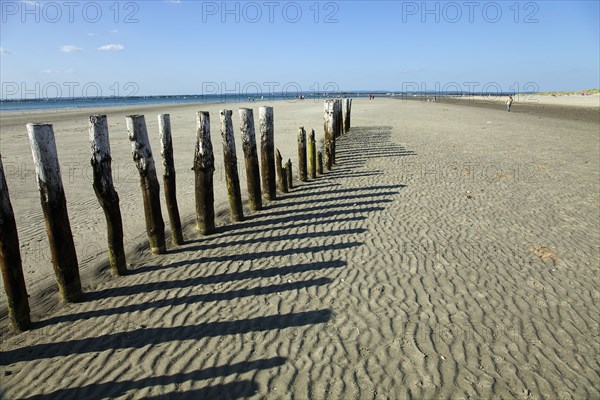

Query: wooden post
[335,99,343,139]
[286,159,294,189]
[333,100,341,161]
[26,123,82,302]
[343,98,352,133]
[0,155,31,331]
[323,101,329,169]
[308,129,316,179]
[220,109,244,222]
[158,114,184,245]
[89,115,127,276]
[126,115,166,254]
[317,151,324,175]
[323,100,335,170]
[259,106,276,200]
[239,108,262,211]
[282,165,289,193]
[276,149,288,193]
[297,127,307,182]
[194,111,216,235]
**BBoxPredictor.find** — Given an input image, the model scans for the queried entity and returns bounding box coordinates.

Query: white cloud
[60,45,83,53]
[166,0,182,3]
[87,33,96,36]
[98,44,125,51]
[110,29,119,33]
[41,69,53,73]
[0,47,10,55]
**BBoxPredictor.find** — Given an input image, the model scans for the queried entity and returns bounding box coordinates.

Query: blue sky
[1,0,599,98]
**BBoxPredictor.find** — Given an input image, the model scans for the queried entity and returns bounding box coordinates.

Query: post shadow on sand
[22,357,286,400]
[40,278,332,326]
[214,183,404,234]
[282,184,406,201]
[255,199,392,220]
[210,207,384,238]
[81,260,347,301]
[181,125,413,249]
[268,191,400,209]
[132,240,363,275]
[169,228,366,254]
[0,310,332,365]
[206,215,368,240]
[319,170,385,180]
[334,126,416,168]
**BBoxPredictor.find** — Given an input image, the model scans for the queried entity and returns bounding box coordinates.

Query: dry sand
[0,97,598,399]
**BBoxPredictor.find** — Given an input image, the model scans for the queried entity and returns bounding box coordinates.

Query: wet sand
[420,94,600,123]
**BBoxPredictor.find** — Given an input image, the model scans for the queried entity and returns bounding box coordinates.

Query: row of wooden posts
[0,98,352,332]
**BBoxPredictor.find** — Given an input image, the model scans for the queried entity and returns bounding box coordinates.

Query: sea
[0,92,368,112]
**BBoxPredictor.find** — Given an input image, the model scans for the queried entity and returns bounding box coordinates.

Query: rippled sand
[1,98,598,399]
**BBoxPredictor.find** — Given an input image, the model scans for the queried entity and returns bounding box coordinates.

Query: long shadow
[266,191,399,209]
[86,260,346,300]
[282,185,406,200]
[205,207,385,237]
[0,310,332,365]
[171,228,366,254]
[134,241,363,275]
[24,357,285,400]
[320,170,385,179]
[211,216,367,239]
[257,199,391,219]
[290,182,341,193]
[39,278,332,326]
[334,126,416,170]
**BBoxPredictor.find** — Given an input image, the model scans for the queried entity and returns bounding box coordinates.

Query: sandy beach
[0,97,598,399]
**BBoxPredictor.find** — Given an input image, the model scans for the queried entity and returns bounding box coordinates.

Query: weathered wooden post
[297,127,307,182]
[282,165,289,192]
[308,129,316,179]
[26,123,82,302]
[194,111,216,235]
[220,110,244,222]
[286,159,294,189]
[333,100,341,160]
[323,100,335,170]
[158,114,184,245]
[89,115,127,276]
[317,151,324,175]
[0,155,31,331]
[276,149,288,193]
[126,115,166,254]
[323,101,329,169]
[259,106,276,200]
[335,99,343,139]
[239,108,262,211]
[343,98,352,133]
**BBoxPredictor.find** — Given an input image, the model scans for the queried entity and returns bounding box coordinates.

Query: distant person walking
[506,95,513,112]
